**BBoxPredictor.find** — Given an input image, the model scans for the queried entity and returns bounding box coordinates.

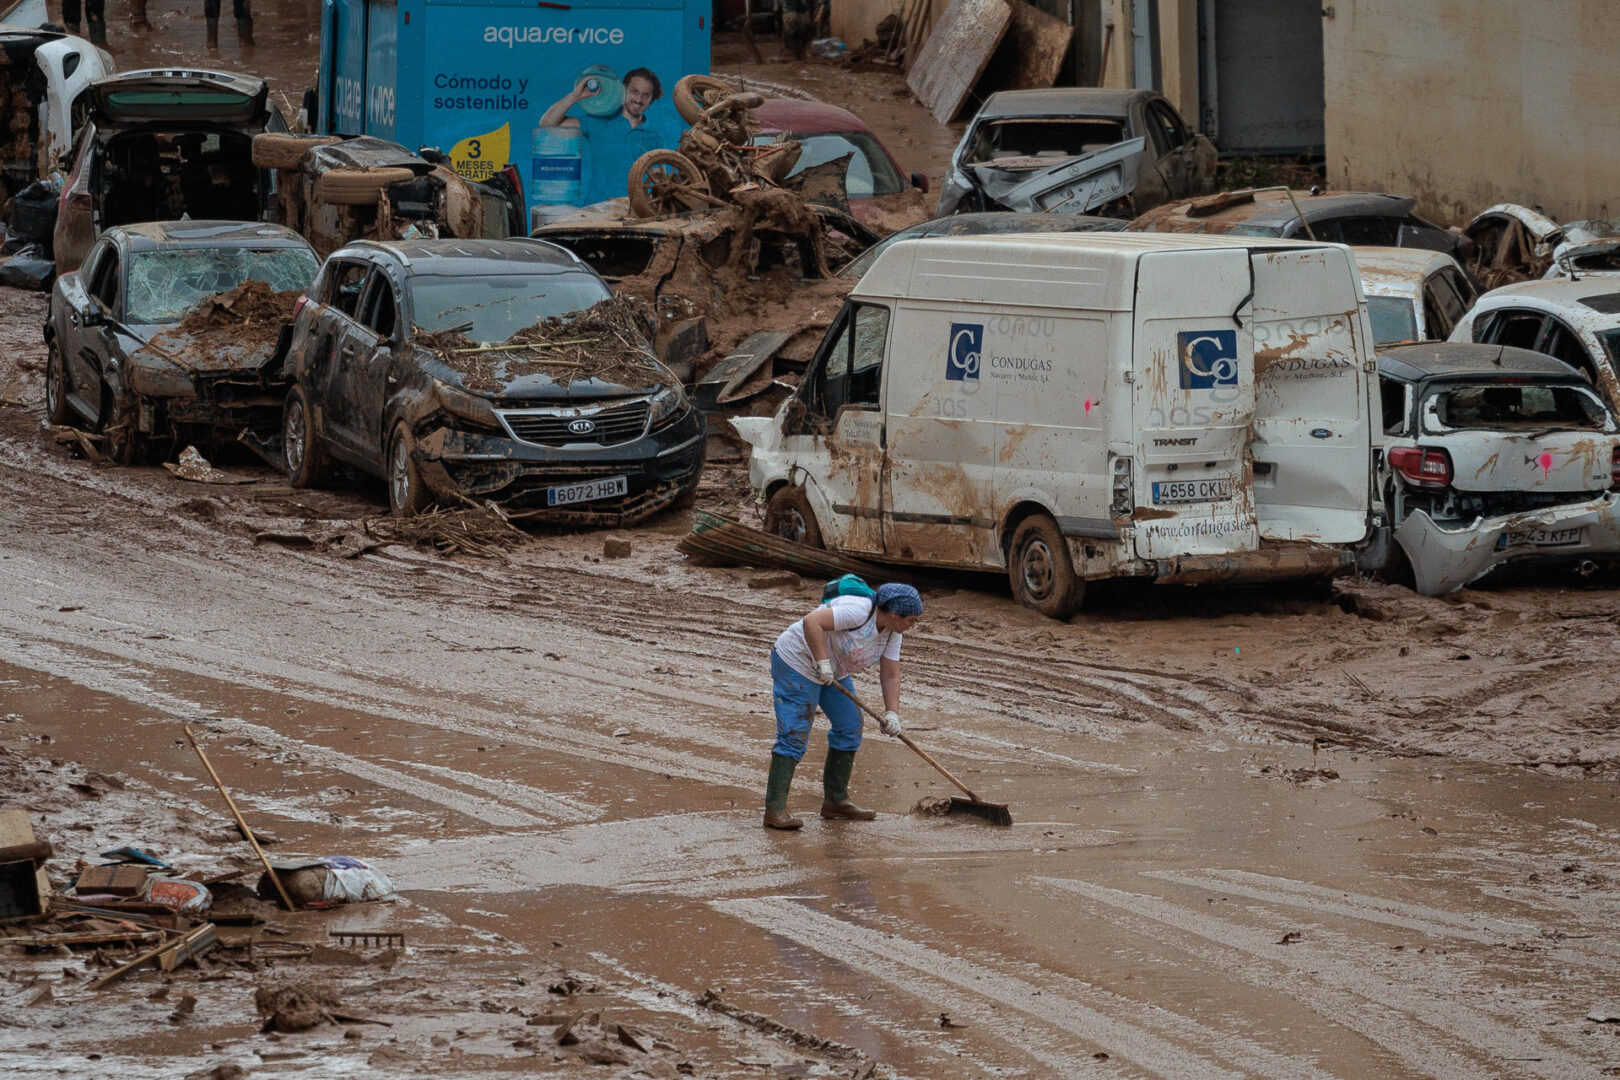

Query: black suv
[281,238,704,523]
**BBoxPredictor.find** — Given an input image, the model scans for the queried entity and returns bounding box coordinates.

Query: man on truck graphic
[538,66,671,206]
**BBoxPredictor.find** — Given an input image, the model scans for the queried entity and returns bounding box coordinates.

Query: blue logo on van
[1177,330,1239,389]
[947,323,983,382]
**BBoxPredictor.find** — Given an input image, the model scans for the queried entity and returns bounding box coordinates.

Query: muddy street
[2,271,1619,1077]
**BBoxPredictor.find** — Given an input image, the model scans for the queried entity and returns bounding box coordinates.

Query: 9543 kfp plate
[1152,478,1233,505]
[1496,526,1582,550]
[546,475,628,508]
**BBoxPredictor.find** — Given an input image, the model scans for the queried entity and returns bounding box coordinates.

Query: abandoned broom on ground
[763,582,923,830]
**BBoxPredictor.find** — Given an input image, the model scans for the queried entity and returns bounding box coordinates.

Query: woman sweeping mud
[763,583,923,829]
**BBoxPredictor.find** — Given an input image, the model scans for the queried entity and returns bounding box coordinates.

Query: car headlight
[648,384,689,430]
[434,380,501,431]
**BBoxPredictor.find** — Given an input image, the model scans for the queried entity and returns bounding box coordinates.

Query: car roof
[1378,342,1584,382]
[345,238,588,274]
[1131,188,1418,234]
[974,88,1146,120]
[753,98,873,136]
[1475,278,1620,321]
[1356,246,1457,295]
[111,220,312,252]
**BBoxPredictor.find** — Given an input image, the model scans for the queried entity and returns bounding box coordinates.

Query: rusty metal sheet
[981,0,1073,93]
[906,0,1012,124]
[677,510,916,583]
[695,330,794,411]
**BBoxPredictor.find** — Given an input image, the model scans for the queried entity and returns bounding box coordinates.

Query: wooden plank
[89,923,216,990]
[906,0,1012,123]
[980,0,1074,92]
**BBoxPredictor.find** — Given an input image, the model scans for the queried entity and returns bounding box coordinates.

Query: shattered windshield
[753,133,903,197]
[408,273,611,344]
[125,247,318,324]
[966,118,1126,166]
[1367,295,1420,344]
[1422,382,1614,434]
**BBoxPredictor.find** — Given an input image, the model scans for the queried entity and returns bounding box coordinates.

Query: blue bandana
[874,583,923,617]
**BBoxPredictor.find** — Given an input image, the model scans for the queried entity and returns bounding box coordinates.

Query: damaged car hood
[418,347,668,403]
[967,137,1146,215]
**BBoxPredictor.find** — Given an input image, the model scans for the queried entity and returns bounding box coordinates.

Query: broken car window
[848,304,889,407]
[1539,320,1598,381]
[1367,296,1419,345]
[1422,383,1613,434]
[1379,378,1409,434]
[967,119,1126,165]
[407,272,611,344]
[329,262,370,317]
[124,247,318,325]
[753,133,904,197]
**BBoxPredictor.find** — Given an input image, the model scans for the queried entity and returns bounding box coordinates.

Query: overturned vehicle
[282,238,704,523]
[45,220,318,463]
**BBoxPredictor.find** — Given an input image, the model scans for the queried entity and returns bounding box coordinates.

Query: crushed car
[750,98,929,232]
[1355,247,1477,345]
[281,238,704,523]
[0,28,112,200]
[1461,203,1620,288]
[51,68,287,274]
[1376,342,1620,594]
[254,134,526,260]
[44,220,319,463]
[1128,187,1471,263]
[1450,279,1620,411]
[936,88,1216,219]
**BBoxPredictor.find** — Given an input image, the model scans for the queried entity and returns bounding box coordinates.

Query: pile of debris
[362,505,530,558]
[150,280,303,358]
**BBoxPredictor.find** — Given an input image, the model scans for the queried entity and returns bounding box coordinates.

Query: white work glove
[880,710,903,737]
[814,659,836,685]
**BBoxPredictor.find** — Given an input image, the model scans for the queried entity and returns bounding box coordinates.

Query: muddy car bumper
[1395,495,1620,595]
[413,412,706,525]
[125,363,288,436]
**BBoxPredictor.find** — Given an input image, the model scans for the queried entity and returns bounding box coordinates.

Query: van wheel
[673,74,736,124]
[387,422,431,517]
[1008,514,1083,619]
[765,486,823,549]
[251,132,340,171]
[283,383,328,488]
[315,166,416,206]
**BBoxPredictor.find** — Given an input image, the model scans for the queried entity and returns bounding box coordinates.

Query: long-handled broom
[829,682,1013,826]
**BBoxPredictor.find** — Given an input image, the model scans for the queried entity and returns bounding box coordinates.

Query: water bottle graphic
[530,122,582,207]
[578,64,622,117]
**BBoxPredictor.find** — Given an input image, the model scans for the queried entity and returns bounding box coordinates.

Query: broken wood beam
[89,922,217,989]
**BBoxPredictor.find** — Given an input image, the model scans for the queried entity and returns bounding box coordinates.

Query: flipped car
[52,68,288,273]
[281,238,704,522]
[1450,279,1620,412]
[1355,247,1477,345]
[44,220,319,463]
[0,28,112,199]
[1377,342,1620,594]
[1128,188,1470,262]
[936,88,1216,219]
[1462,204,1620,289]
[751,98,928,229]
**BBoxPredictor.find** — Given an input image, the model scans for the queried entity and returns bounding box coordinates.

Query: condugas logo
[1177,329,1239,390]
[947,323,983,382]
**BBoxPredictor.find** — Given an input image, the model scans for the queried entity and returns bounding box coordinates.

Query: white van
[733,232,1380,617]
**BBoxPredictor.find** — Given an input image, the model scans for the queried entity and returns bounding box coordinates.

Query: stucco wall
[1324,0,1620,225]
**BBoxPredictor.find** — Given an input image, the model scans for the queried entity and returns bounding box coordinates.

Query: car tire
[1008,514,1083,619]
[102,391,148,466]
[251,132,340,171]
[672,74,736,124]
[627,150,710,218]
[44,337,73,426]
[387,422,431,517]
[314,167,416,207]
[282,383,328,488]
[764,485,823,549]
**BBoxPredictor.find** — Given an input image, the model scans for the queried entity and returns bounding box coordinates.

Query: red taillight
[1611,446,1619,490]
[1388,446,1453,489]
[292,295,309,320]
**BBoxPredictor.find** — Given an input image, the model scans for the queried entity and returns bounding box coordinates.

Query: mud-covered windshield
[1422,382,1614,434]
[408,272,611,344]
[966,118,1125,166]
[755,132,904,197]
[1367,295,1420,344]
[125,247,317,324]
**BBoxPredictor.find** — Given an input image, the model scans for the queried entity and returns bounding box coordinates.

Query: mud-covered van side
[735,231,1379,618]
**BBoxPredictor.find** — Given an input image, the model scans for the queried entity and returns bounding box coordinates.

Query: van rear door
[1131,248,1258,559]
[1249,247,1372,543]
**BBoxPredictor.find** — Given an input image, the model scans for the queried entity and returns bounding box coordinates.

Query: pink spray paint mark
[1538,450,1554,479]
[1084,398,1094,415]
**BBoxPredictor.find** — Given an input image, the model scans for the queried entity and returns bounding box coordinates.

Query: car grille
[496,401,651,448]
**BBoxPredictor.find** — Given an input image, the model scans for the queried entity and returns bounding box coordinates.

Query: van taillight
[1611,446,1620,490]
[1388,446,1452,489]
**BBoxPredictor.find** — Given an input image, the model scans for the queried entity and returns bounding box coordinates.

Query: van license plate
[546,475,628,507]
[1496,526,1582,550]
[1152,479,1232,504]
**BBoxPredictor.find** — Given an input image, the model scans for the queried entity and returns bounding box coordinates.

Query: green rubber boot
[821,748,877,820]
[763,753,803,830]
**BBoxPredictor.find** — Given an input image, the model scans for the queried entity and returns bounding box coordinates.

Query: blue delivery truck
[316,0,709,222]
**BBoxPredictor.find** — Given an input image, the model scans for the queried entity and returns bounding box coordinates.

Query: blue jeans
[770,649,862,760]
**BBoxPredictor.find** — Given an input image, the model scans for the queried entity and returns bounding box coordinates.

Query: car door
[66,239,121,427]
[1143,98,1192,199]
[305,258,376,461]
[348,269,404,468]
[1538,316,1620,408]
[1420,269,1469,341]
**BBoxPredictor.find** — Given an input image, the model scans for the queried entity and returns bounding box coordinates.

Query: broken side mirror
[910,172,930,193]
[81,302,106,327]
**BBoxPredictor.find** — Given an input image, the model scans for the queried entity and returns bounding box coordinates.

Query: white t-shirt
[774,595,903,681]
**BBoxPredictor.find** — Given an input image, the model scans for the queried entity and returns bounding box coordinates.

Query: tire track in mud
[1149,868,1620,970]
[1036,876,1597,1080]
[714,896,1346,1080]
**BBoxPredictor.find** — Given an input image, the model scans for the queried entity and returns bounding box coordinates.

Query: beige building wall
[1324,0,1620,225]
[829,0,904,47]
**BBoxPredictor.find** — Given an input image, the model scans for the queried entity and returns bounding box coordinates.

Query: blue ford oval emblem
[568,418,597,435]
[1310,427,1332,439]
